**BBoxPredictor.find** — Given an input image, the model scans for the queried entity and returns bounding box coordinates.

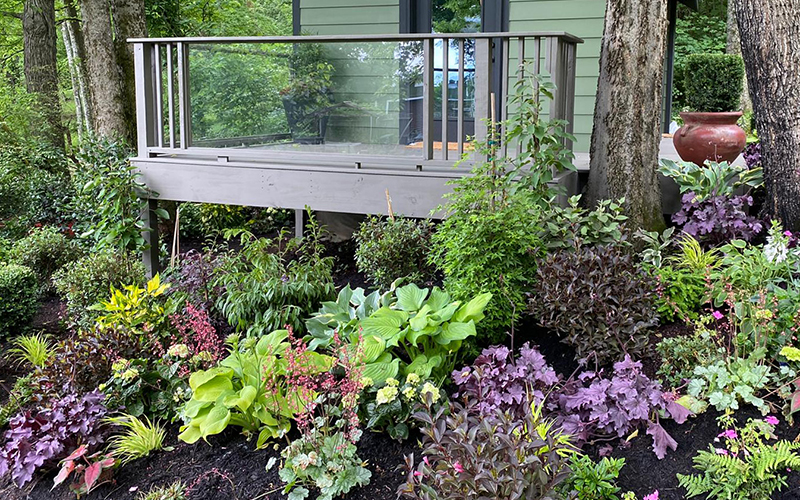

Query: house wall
[508,0,605,153]
[298,0,403,146]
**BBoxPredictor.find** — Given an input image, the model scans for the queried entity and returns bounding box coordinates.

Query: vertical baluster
[563,41,577,151]
[500,36,509,159]
[532,37,541,105]
[474,37,492,151]
[457,38,465,158]
[441,38,449,161]
[422,38,434,161]
[177,42,192,149]
[167,44,175,148]
[516,37,526,157]
[545,36,562,123]
[153,44,163,148]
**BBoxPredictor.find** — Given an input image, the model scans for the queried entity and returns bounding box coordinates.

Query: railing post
[133,42,156,158]
[177,42,192,149]
[422,38,434,161]
[563,40,578,151]
[474,37,493,153]
[545,35,564,123]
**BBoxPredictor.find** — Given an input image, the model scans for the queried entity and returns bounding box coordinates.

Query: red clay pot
[673,111,746,166]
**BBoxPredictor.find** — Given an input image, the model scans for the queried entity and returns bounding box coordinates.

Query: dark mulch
[1,426,418,500]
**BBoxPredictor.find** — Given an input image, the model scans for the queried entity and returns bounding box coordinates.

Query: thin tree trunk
[726,0,752,116]
[23,0,64,147]
[734,0,800,230]
[80,0,130,142]
[586,0,667,231]
[109,0,147,139]
[63,0,91,136]
[62,23,84,141]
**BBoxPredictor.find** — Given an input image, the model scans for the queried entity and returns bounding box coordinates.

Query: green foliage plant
[0,374,35,427]
[678,413,800,500]
[307,283,491,384]
[136,481,186,500]
[178,329,334,447]
[354,215,437,289]
[687,349,776,414]
[0,263,39,336]
[92,274,177,336]
[53,250,146,329]
[540,196,628,252]
[659,158,763,203]
[430,68,574,343]
[214,214,335,336]
[8,332,54,368]
[672,10,726,111]
[106,414,169,464]
[9,226,81,292]
[683,53,745,112]
[531,244,659,364]
[359,373,444,441]
[561,455,626,500]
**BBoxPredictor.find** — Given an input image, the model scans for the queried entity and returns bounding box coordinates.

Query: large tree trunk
[80,0,132,142]
[110,0,147,138]
[23,0,64,147]
[586,0,667,231]
[726,0,752,115]
[734,0,800,230]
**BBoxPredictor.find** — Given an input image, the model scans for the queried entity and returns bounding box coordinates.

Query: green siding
[509,0,605,152]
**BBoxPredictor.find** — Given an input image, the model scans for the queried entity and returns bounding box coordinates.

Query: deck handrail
[129,32,584,44]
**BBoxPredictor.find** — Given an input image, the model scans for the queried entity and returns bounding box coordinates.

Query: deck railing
[130,32,581,171]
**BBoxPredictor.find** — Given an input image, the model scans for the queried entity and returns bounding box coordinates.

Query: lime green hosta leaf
[178,424,203,444]
[453,292,493,323]
[361,335,387,363]
[435,320,477,345]
[191,372,234,402]
[223,385,258,412]
[199,404,231,439]
[406,325,438,347]
[183,398,211,419]
[396,283,429,311]
[405,354,442,379]
[188,367,234,392]
[428,301,460,324]
[425,287,453,311]
[256,329,290,356]
[362,353,400,385]
[409,305,432,331]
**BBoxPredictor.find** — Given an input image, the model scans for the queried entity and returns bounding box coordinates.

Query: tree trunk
[586,0,667,231]
[23,0,64,147]
[726,0,752,115]
[80,0,131,142]
[109,0,147,139]
[734,0,800,231]
[63,0,91,138]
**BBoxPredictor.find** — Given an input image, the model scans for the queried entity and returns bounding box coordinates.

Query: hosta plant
[305,284,391,350]
[531,244,659,364]
[0,391,108,487]
[309,283,491,384]
[658,159,763,202]
[399,395,576,499]
[178,329,334,447]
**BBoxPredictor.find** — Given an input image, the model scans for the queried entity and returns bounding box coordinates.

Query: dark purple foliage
[0,391,108,487]
[165,250,225,321]
[743,141,761,169]
[552,356,689,459]
[672,192,763,246]
[453,343,559,417]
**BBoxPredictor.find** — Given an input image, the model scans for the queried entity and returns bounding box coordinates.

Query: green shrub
[354,216,437,289]
[214,215,335,335]
[561,455,626,500]
[656,325,723,388]
[10,226,81,291]
[654,265,707,322]
[530,245,659,364]
[53,251,146,329]
[0,264,39,336]
[684,53,745,112]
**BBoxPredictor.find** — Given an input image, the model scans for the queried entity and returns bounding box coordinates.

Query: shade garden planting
[2,72,800,500]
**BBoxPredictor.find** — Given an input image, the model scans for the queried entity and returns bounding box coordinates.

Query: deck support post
[142,198,160,278]
[295,209,305,239]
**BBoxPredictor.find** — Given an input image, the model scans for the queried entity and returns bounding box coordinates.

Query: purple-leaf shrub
[553,356,689,459]
[672,192,763,246]
[0,391,108,487]
[743,141,761,169]
[452,343,559,417]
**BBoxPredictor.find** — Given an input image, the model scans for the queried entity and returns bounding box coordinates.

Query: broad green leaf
[409,305,432,331]
[361,308,407,339]
[199,404,231,438]
[453,293,492,323]
[192,376,234,403]
[361,335,386,364]
[362,354,400,385]
[396,283,429,311]
[189,367,234,392]
[405,354,442,379]
[435,320,477,345]
[425,287,452,310]
[223,385,258,412]
[178,424,202,444]
[256,329,290,356]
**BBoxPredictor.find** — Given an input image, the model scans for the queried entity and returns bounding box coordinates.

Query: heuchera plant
[553,357,690,459]
[452,342,559,418]
[672,193,763,247]
[0,391,108,487]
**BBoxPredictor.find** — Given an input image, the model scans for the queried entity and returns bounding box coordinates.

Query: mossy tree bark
[734,0,800,231]
[586,0,667,232]
[23,0,64,148]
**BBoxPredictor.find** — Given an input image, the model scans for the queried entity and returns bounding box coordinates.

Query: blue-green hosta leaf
[362,353,400,385]
[435,320,476,345]
[405,354,442,379]
[428,301,460,324]
[396,283,429,311]
[453,292,492,323]
[361,335,387,364]
[361,308,408,339]
[409,305,432,331]
[199,404,231,439]
[425,287,453,311]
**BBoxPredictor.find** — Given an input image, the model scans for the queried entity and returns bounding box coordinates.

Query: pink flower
[413,471,423,478]
[643,491,659,500]
[712,310,724,320]
[765,415,780,426]
[715,448,729,455]
[718,429,738,440]
[453,461,464,474]
[785,231,793,237]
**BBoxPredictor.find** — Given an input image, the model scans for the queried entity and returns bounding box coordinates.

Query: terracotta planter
[673,112,746,166]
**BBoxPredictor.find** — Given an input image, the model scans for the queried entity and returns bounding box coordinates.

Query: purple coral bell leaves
[452,342,559,418]
[0,390,108,487]
[554,356,690,459]
[673,192,763,246]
